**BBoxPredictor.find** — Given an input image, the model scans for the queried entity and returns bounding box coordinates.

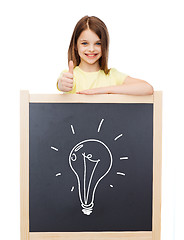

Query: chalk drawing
[56,173,61,177]
[114,134,123,141]
[97,119,104,132]
[71,125,75,134]
[69,139,113,216]
[51,146,58,151]
[120,157,128,160]
[117,172,126,176]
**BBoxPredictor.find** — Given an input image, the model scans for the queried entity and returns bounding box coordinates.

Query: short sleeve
[110,68,128,85]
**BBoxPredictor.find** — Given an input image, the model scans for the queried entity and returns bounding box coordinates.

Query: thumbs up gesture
[57,60,74,92]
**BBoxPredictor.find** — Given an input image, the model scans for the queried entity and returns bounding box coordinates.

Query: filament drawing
[82,152,100,204]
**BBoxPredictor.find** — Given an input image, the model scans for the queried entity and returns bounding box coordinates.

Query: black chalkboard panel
[29,103,153,232]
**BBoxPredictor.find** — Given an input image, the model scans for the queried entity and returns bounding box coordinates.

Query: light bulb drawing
[69,139,113,216]
[51,118,128,216]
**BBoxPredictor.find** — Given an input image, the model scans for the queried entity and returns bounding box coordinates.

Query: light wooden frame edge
[20,91,162,240]
[152,91,162,240]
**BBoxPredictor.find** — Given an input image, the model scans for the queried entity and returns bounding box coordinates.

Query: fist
[58,60,74,92]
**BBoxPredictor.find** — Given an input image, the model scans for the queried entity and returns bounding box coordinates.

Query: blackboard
[29,102,153,232]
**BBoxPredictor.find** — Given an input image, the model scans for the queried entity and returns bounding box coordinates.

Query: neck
[79,62,100,72]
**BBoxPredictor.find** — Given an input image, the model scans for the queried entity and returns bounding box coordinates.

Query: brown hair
[68,16,110,75]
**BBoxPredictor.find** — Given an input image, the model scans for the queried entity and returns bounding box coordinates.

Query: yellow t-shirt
[57,66,128,94]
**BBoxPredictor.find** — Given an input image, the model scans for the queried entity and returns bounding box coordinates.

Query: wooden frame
[20,91,162,240]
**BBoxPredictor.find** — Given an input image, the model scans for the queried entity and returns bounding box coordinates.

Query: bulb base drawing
[81,203,94,216]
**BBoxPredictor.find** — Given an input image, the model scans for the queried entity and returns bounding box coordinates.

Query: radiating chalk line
[56,173,61,176]
[97,119,104,132]
[71,186,75,192]
[117,172,125,176]
[71,125,75,134]
[51,146,58,151]
[120,157,128,160]
[114,134,123,141]
[110,185,114,188]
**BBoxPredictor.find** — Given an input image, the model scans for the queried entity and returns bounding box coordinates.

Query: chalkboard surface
[29,103,153,232]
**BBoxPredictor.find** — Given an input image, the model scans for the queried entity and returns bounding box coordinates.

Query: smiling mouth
[85,54,98,57]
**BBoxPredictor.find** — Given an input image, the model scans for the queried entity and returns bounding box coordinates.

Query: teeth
[86,54,96,56]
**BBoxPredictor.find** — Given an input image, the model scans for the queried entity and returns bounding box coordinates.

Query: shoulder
[109,68,128,79]
[109,67,118,73]
[109,68,127,76]
[109,68,128,84]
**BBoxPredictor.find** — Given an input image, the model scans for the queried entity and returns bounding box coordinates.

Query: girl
[57,16,153,95]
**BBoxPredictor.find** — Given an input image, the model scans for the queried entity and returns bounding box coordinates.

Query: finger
[62,72,73,79]
[64,82,73,88]
[63,86,73,92]
[59,79,72,90]
[61,84,73,91]
[68,60,74,74]
[62,77,73,84]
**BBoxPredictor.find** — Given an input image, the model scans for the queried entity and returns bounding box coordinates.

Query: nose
[89,44,95,52]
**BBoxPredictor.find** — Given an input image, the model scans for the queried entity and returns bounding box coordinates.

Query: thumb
[68,60,74,74]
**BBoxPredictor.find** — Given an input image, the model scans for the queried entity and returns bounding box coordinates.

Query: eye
[81,42,88,45]
[96,42,101,45]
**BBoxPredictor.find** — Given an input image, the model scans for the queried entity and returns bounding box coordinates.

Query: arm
[77,76,154,96]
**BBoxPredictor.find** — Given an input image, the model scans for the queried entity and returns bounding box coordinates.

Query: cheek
[99,48,102,56]
[78,46,86,54]
[98,46,102,54]
[77,48,83,57]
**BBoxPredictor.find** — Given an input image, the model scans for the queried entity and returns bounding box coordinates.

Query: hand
[77,87,110,95]
[58,60,74,92]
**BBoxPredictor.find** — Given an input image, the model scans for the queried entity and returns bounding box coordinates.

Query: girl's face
[77,29,102,71]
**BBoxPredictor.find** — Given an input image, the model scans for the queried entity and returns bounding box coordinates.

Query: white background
[0,0,183,239]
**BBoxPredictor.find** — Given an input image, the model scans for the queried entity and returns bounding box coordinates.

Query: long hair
[68,16,110,75]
